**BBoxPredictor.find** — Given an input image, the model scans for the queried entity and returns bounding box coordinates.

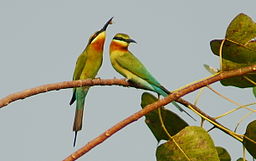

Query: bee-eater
[70,17,113,146]
[109,33,194,118]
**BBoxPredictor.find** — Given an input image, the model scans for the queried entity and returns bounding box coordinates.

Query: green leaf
[226,13,256,44]
[210,40,256,64]
[243,120,256,158]
[156,126,219,161]
[216,146,231,161]
[210,41,256,88]
[210,13,256,88]
[253,87,256,98]
[141,92,188,142]
[236,158,247,161]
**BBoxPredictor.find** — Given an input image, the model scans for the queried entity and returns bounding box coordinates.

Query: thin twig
[207,86,256,115]
[234,111,255,132]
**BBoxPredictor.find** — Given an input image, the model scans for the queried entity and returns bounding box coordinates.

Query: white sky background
[0,0,255,161]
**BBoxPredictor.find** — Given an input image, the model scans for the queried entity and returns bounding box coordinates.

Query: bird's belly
[81,58,102,79]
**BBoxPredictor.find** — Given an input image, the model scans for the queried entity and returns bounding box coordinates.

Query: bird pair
[69,17,192,146]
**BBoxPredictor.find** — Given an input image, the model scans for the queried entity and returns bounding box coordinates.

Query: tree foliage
[141,13,256,161]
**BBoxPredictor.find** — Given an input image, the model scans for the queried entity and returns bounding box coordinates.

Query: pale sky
[0,0,255,161]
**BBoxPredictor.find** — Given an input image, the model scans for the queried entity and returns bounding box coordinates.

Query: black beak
[127,38,137,43]
[101,17,113,31]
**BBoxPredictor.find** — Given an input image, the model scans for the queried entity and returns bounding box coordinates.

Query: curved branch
[62,65,256,161]
[0,78,145,108]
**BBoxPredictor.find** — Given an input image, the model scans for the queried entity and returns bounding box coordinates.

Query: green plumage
[110,33,169,97]
[70,39,104,147]
[114,50,168,96]
[110,33,194,120]
[70,17,113,147]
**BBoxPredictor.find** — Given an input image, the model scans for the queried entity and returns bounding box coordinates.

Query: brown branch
[62,65,256,161]
[0,78,146,108]
[0,76,225,139]
[0,73,242,140]
[0,73,246,141]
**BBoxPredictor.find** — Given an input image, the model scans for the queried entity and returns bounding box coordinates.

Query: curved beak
[101,17,113,31]
[127,38,137,43]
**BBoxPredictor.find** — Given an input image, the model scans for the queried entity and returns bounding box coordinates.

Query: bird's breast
[110,41,128,53]
[91,38,105,52]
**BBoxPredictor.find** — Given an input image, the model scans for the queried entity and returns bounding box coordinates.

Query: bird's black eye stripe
[113,36,127,42]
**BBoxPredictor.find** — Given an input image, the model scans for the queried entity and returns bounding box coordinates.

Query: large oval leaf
[210,13,256,88]
[156,126,219,161]
[226,13,256,43]
[141,92,188,142]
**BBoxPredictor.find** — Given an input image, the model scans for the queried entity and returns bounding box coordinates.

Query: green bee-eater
[70,17,113,146]
[109,33,194,118]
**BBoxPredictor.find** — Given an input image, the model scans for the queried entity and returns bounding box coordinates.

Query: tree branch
[62,65,256,161]
[1,65,255,161]
[0,78,146,108]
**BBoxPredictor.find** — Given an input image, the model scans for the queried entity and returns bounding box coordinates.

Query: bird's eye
[113,36,125,42]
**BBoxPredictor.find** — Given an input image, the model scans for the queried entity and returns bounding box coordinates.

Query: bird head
[87,17,113,51]
[110,33,136,50]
